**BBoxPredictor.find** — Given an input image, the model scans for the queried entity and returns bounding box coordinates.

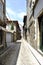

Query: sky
[6,0,26,26]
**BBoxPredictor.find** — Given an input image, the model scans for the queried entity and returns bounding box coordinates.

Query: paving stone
[0,42,21,65]
[16,39,40,65]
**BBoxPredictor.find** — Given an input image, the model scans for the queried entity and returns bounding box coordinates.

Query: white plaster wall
[14,25,16,32]
[6,24,11,30]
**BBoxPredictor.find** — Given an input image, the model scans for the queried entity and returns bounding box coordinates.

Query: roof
[6,20,18,25]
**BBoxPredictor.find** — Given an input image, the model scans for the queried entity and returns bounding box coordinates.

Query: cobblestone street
[0,41,21,65]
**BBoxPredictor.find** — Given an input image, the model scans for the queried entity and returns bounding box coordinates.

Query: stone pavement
[0,39,43,65]
[0,46,10,55]
[0,42,21,65]
[16,38,41,65]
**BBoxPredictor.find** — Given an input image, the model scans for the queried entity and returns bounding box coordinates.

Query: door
[6,32,12,43]
[41,17,43,47]
[0,30,3,44]
[38,15,43,51]
[42,32,43,46]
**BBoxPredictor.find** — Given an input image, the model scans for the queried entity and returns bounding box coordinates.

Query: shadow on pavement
[0,62,4,65]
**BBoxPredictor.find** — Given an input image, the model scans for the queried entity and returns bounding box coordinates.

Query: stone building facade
[26,0,43,52]
[23,16,27,40]
[33,0,43,51]
[26,0,35,47]
[0,0,6,48]
[0,0,6,25]
[16,21,21,40]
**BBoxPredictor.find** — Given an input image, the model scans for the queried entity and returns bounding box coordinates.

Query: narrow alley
[0,0,43,65]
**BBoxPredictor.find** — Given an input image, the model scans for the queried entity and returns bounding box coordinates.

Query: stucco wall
[34,0,43,18]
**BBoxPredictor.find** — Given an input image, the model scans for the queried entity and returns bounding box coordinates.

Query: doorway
[38,15,43,51]
[0,30,3,45]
